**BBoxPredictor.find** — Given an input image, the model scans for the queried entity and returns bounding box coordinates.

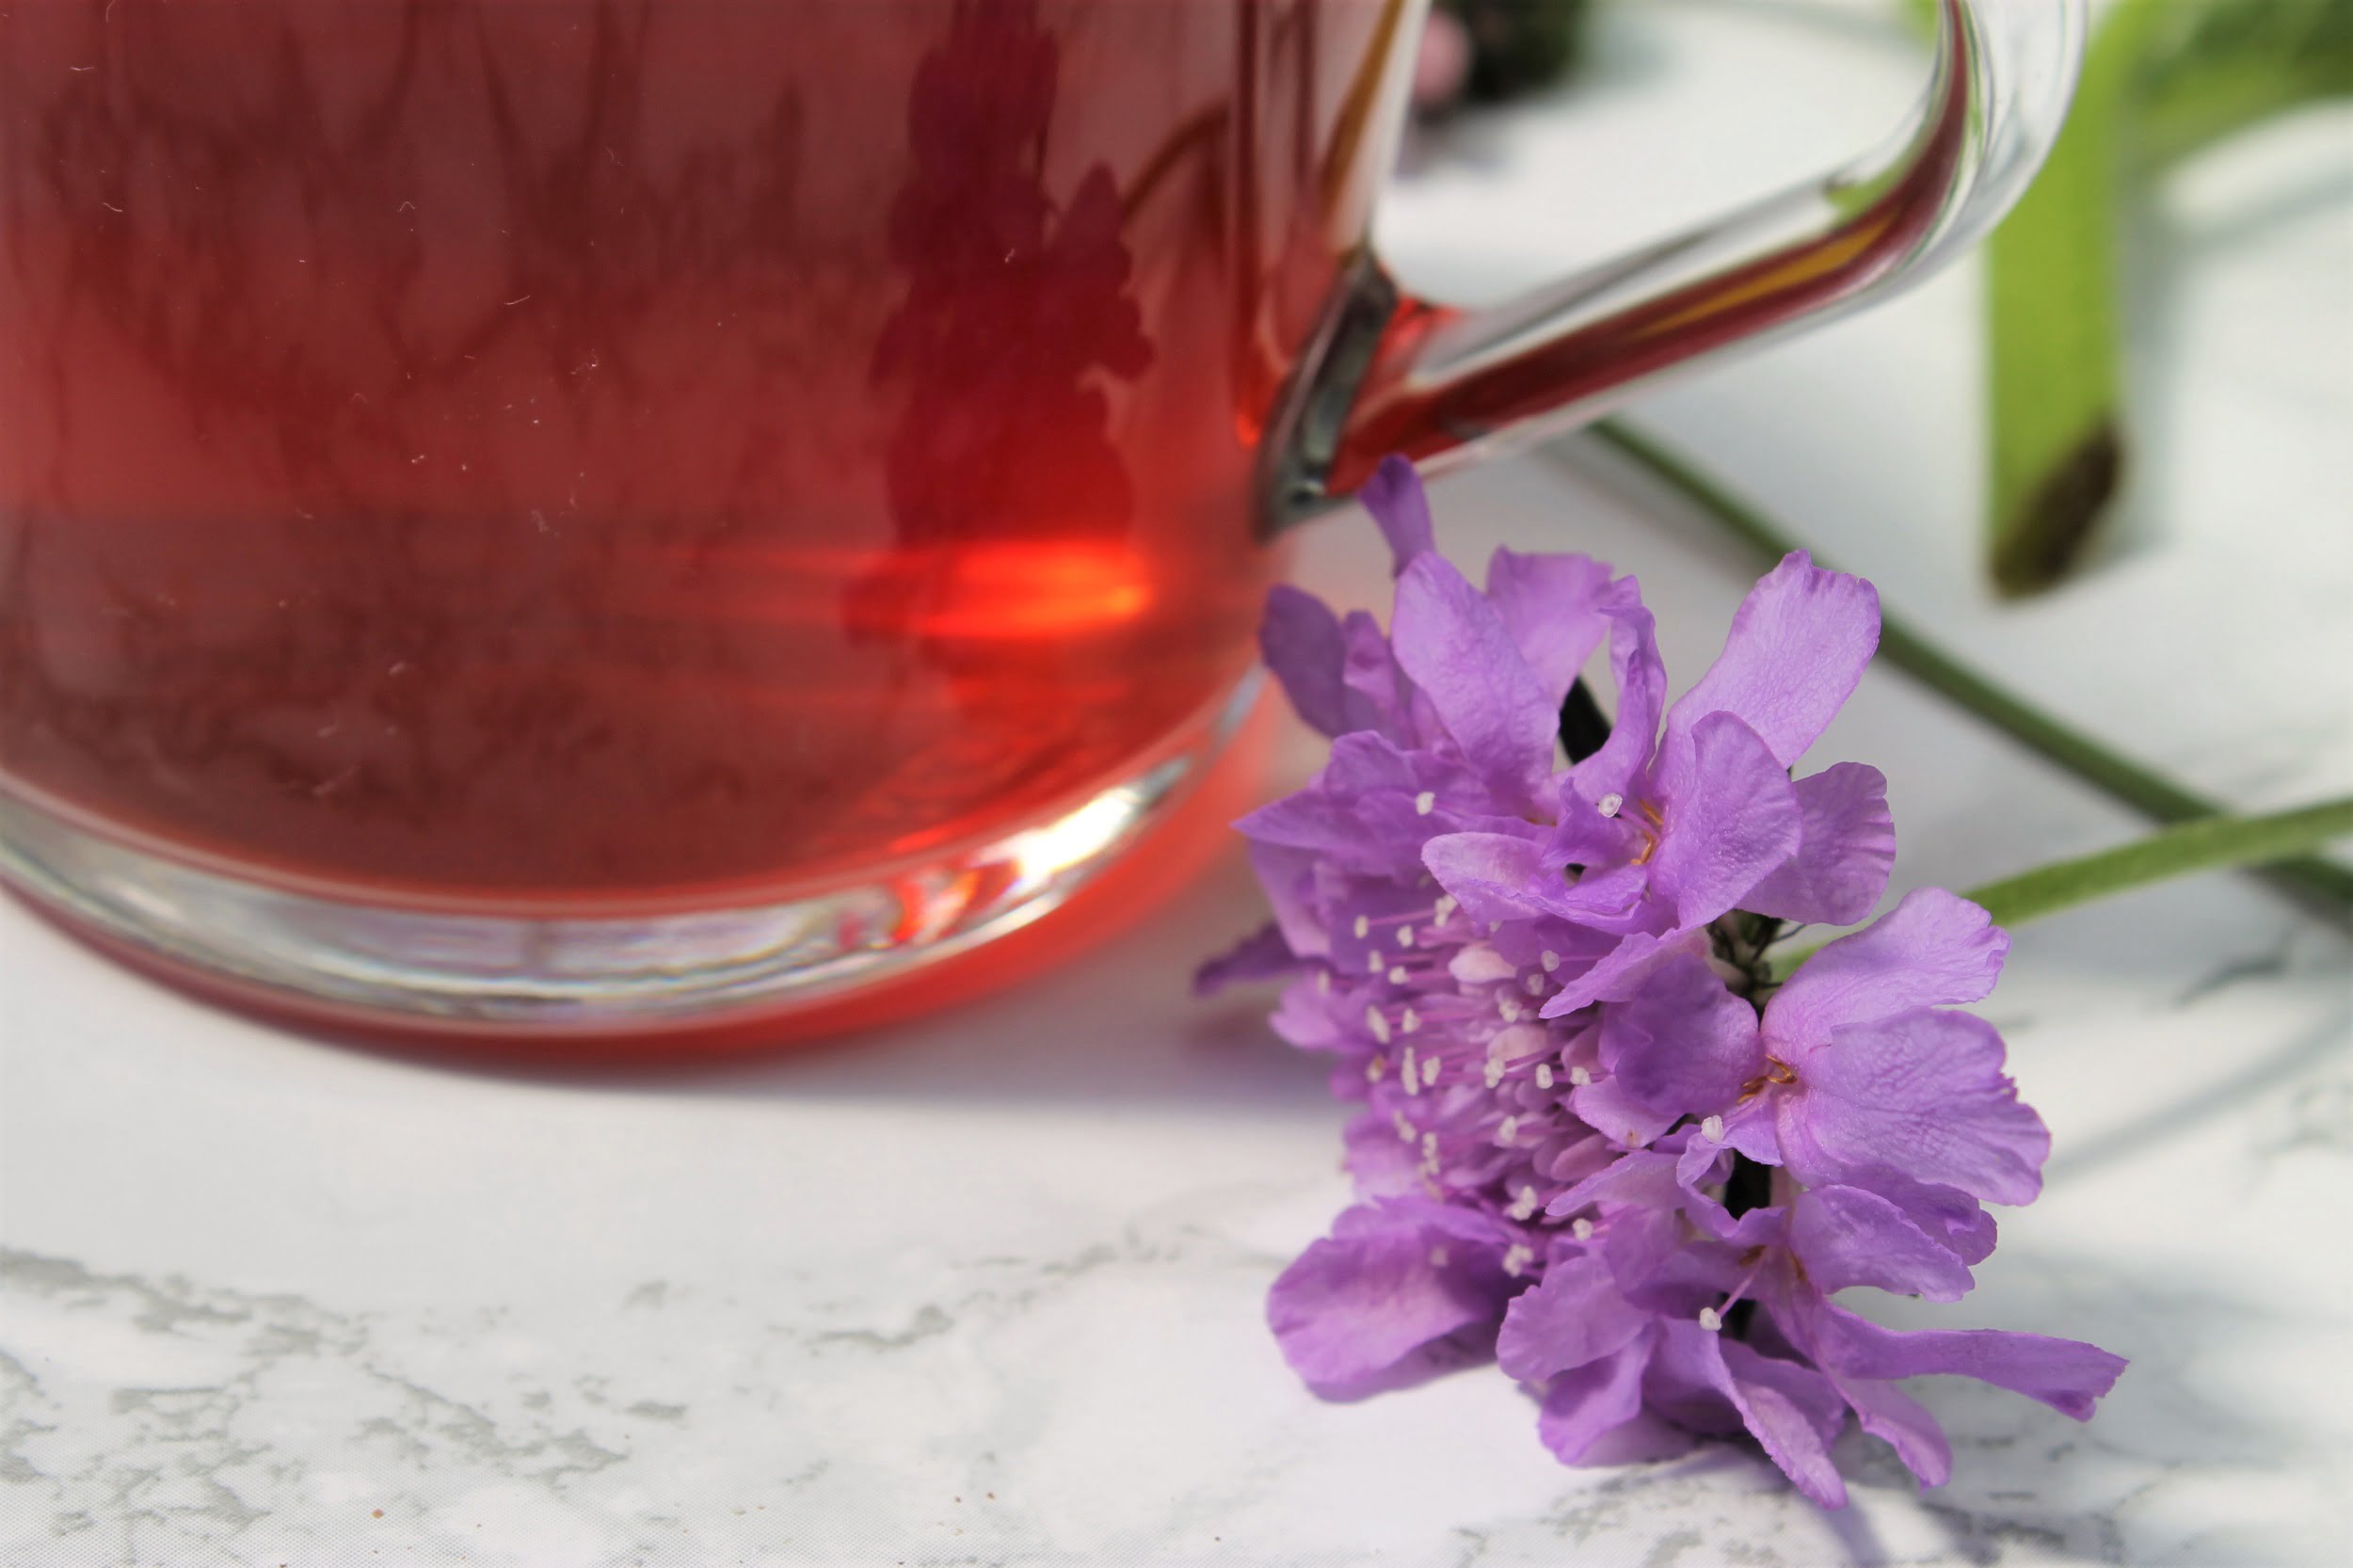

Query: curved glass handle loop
[1263,0,2086,522]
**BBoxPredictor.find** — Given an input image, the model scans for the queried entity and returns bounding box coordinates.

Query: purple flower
[1209,460,2123,1507]
[1424,551,1898,1020]
[1715,887,2051,1205]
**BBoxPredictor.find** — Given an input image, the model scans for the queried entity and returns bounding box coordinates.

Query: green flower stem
[1571,419,2353,933]
[1966,796,2353,929]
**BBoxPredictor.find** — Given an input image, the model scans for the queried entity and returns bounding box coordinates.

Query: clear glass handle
[1263,0,2088,519]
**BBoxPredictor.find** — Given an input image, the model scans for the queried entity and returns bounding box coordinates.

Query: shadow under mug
[0,0,2081,1041]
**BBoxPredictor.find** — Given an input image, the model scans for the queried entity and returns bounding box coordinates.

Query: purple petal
[1193,922,1298,996]
[1649,712,1804,929]
[1540,863,1652,932]
[1545,785,1646,875]
[1258,585,1353,737]
[1787,1186,1976,1303]
[1536,1337,1689,1464]
[1268,1209,1512,1391]
[1268,978,1344,1053]
[1496,1253,1651,1383]
[1767,888,2009,1047]
[1545,1147,1685,1219]
[1778,1010,2051,1206]
[1320,729,1421,793]
[1341,1112,1426,1196]
[1836,1375,1954,1487]
[1722,1336,1852,1459]
[1340,610,1415,743]
[1840,1166,1999,1265]
[1234,791,1393,872]
[1423,832,1550,925]
[1662,551,1880,773]
[1798,1297,2126,1421]
[1566,1075,1683,1152]
[1596,953,1763,1121]
[1601,1205,1697,1299]
[1245,841,1327,958]
[1741,763,1897,927]
[1332,1199,1521,1247]
[1483,547,1614,707]
[1654,1320,1849,1508]
[1567,593,1666,808]
[1359,454,1434,573]
[1715,1096,1783,1168]
[1390,554,1558,802]
[1541,928,1705,1017]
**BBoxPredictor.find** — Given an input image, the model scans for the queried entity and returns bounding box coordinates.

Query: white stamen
[1497,997,1522,1023]
[1316,969,1332,993]
[1488,1022,1547,1064]
[1388,967,1409,984]
[1540,950,1561,972]
[1429,1246,1450,1269]
[1569,1066,1593,1087]
[1701,1114,1726,1143]
[1507,1187,1539,1221]
[1400,1008,1420,1034]
[1365,1006,1392,1046]
[1523,973,1545,996]
[1353,915,1370,939]
[1420,1055,1440,1088]
[1433,896,1458,923]
[1488,920,1502,934]
[1368,952,1384,973]
[1483,1061,1505,1090]
[1571,1218,1594,1241]
[1394,1111,1416,1143]
[1449,944,1517,984]
[1502,1244,1534,1278]
[1497,1116,1520,1144]
[1395,926,1415,949]
[1698,1306,1723,1333]
[1597,792,1624,819]
[1401,1047,1419,1095]
[1367,1054,1388,1082]
[1535,1064,1555,1090]
[1414,791,1436,816]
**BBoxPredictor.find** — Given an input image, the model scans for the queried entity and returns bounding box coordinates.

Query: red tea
[0,0,1409,904]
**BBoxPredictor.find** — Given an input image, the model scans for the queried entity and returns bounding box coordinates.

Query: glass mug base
[0,678,1261,1046]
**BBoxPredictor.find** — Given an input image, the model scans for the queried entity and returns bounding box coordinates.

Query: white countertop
[6,8,2350,1565]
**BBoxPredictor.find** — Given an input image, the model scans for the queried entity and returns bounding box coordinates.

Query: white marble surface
[6,7,2351,1565]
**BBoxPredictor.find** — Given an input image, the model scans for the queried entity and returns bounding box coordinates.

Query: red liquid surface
[0,0,1409,907]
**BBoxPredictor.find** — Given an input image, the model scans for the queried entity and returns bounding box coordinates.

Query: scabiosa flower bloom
[1203,458,2123,1507]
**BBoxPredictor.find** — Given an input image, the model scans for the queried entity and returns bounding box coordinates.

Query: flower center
[1628,798,1666,867]
[1737,1057,1798,1102]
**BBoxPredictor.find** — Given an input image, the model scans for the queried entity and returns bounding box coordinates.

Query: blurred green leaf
[1936,0,2353,594]
[1982,0,2167,597]
[2137,0,2353,169]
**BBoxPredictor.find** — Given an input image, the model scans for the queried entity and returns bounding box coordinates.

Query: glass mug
[0,0,2079,1040]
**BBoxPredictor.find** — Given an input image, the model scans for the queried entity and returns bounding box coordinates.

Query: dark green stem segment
[1573,420,2353,933]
